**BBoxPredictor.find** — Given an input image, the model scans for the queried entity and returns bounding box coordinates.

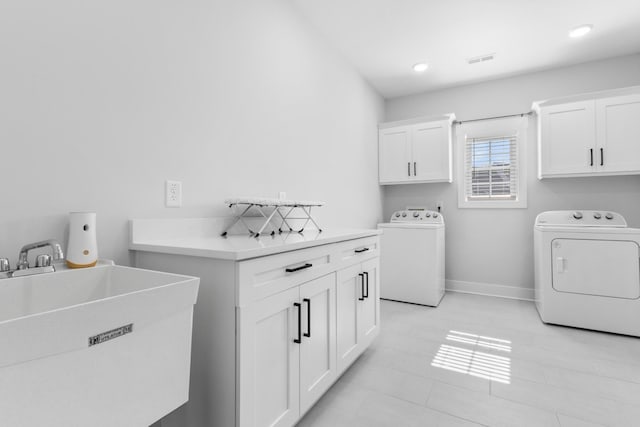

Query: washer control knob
[573,211,583,220]
[413,212,420,218]
[425,212,431,218]
[395,212,401,218]
[401,212,407,218]
[433,213,439,218]
[605,212,614,220]
[593,212,602,219]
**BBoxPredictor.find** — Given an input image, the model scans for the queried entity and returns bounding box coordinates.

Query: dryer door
[552,238,640,299]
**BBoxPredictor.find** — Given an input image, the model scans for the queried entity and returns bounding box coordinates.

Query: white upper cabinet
[534,86,640,179]
[378,114,454,184]
[379,126,411,183]
[596,93,640,174]
[539,100,596,176]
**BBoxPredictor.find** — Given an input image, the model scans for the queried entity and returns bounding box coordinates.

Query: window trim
[457,116,528,209]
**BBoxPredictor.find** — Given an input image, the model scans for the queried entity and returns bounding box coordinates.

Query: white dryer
[378,209,445,306]
[534,210,640,336]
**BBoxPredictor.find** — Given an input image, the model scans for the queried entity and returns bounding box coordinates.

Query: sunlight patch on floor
[432,331,512,384]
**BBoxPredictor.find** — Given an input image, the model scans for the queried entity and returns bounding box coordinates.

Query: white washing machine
[378,209,445,306]
[534,210,640,336]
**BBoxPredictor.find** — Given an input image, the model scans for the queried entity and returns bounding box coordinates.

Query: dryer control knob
[413,212,420,218]
[402,212,407,217]
[433,213,439,218]
[605,212,614,220]
[593,212,602,219]
[573,211,583,219]
[395,212,401,218]
[425,213,431,218]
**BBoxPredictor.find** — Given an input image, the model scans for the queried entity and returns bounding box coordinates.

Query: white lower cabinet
[299,275,337,414]
[246,286,301,427]
[132,232,380,427]
[240,274,337,427]
[336,258,380,374]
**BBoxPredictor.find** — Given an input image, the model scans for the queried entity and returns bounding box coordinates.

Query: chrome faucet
[16,239,64,270]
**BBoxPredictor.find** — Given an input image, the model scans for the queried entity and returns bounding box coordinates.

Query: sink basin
[0,262,199,427]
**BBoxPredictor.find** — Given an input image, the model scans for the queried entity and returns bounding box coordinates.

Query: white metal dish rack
[221,197,324,237]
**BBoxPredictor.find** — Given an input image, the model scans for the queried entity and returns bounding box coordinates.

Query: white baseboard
[445,279,534,301]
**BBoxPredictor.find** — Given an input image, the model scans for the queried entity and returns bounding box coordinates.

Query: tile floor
[297,292,640,427]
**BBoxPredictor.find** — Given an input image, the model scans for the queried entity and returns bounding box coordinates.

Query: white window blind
[464,135,518,200]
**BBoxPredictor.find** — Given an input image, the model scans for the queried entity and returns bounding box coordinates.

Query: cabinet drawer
[335,236,380,267]
[237,244,335,306]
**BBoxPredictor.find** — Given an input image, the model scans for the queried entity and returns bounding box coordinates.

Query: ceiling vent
[467,53,495,64]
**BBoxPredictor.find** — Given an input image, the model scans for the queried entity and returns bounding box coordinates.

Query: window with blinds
[464,135,518,200]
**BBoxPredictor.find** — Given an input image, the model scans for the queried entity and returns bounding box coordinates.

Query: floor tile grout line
[425,379,561,427]
[489,373,640,418]
[424,380,491,427]
[389,309,640,368]
[380,335,640,400]
[386,329,640,389]
[348,385,480,426]
[321,298,640,427]
[556,411,608,427]
[342,363,436,409]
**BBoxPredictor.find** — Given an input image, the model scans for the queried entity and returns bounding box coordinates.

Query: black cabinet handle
[407,162,410,176]
[414,162,417,176]
[303,298,311,338]
[590,148,593,166]
[293,302,302,344]
[286,263,312,273]
[600,148,604,166]
[354,247,370,254]
[363,272,369,298]
[358,273,365,301]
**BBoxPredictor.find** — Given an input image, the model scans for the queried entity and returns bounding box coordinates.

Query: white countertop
[129,218,380,261]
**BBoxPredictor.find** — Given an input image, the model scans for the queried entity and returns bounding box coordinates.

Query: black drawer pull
[363,271,369,298]
[600,148,604,166]
[354,247,370,254]
[286,263,312,273]
[590,148,593,166]
[358,273,365,301]
[303,298,311,338]
[293,302,302,344]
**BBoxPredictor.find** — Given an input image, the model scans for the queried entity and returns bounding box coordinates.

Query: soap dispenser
[66,212,98,268]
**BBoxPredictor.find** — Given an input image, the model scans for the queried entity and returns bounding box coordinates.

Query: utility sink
[0,261,199,427]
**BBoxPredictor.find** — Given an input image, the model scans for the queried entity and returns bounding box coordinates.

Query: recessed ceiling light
[569,24,593,38]
[413,63,429,73]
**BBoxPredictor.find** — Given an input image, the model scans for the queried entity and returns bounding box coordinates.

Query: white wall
[0,0,384,267]
[385,53,640,294]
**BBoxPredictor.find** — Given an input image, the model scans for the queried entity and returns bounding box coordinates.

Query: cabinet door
[359,258,380,346]
[379,126,411,183]
[238,287,300,427]
[411,121,452,182]
[336,264,364,373]
[540,100,596,176]
[596,94,640,174]
[299,274,337,415]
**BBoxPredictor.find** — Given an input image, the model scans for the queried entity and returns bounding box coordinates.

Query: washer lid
[535,210,627,228]
[378,222,443,229]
